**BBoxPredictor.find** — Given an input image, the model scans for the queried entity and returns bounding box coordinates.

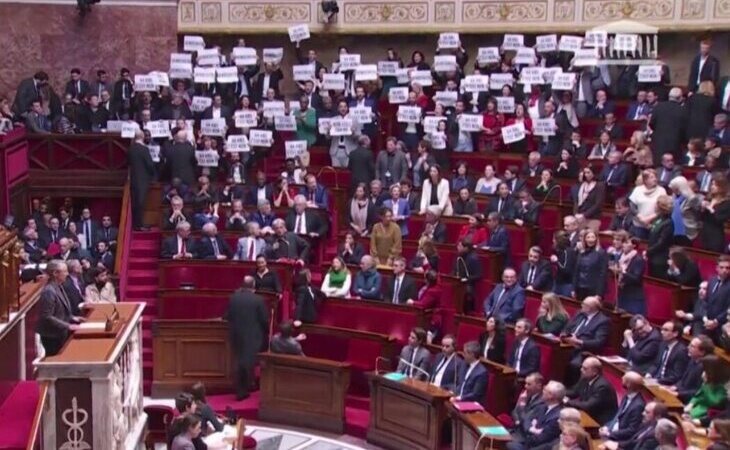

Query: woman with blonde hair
[536,292,569,335]
[558,423,592,450]
[623,130,653,169]
[629,168,667,239]
[687,81,718,140]
[668,176,702,245]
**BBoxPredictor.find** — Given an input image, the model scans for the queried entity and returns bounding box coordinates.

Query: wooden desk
[368,374,451,450]
[258,352,350,433]
[158,259,294,291]
[157,288,280,321]
[448,402,512,450]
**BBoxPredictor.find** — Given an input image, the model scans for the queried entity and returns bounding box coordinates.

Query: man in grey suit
[270,320,304,356]
[328,100,361,168]
[375,137,409,188]
[396,327,431,380]
[36,260,85,356]
[234,222,267,261]
[13,71,49,116]
[25,100,51,134]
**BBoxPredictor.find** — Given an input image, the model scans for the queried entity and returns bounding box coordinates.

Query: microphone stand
[398,357,430,379]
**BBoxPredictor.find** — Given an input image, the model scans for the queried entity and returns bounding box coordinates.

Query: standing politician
[36,260,84,356]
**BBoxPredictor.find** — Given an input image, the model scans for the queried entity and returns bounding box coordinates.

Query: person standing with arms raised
[224,275,270,400]
[127,129,155,231]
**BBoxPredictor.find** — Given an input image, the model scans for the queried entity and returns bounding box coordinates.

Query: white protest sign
[559,35,584,53]
[514,47,537,65]
[329,117,354,136]
[201,118,227,137]
[169,63,193,79]
[410,70,432,87]
[196,48,221,66]
[232,47,257,66]
[339,54,361,71]
[463,75,490,92]
[289,101,301,112]
[477,47,501,64]
[293,64,316,81]
[388,87,409,104]
[190,96,212,113]
[501,122,526,144]
[144,120,171,139]
[193,67,216,84]
[434,91,458,107]
[121,121,140,138]
[106,120,125,133]
[533,118,556,136]
[263,101,286,119]
[226,134,250,153]
[551,72,576,90]
[249,129,273,147]
[614,34,639,52]
[459,114,483,132]
[355,64,378,81]
[395,69,410,84]
[520,67,545,85]
[263,48,284,64]
[423,116,445,134]
[490,73,514,90]
[573,48,599,67]
[397,105,422,124]
[496,96,515,114]
[430,131,446,149]
[195,150,220,167]
[377,61,399,76]
[148,144,161,162]
[542,67,562,84]
[434,55,457,72]
[216,66,238,83]
[235,110,258,128]
[637,65,662,83]
[536,35,558,53]
[503,34,525,51]
[134,75,157,92]
[317,118,331,135]
[167,120,195,142]
[438,32,460,49]
[322,73,346,91]
[149,71,170,87]
[275,114,297,131]
[285,140,308,159]
[288,23,310,43]
[351,106,372,124]
[183,35,205,52]
[584,30,608,48]
[171,53,192,65]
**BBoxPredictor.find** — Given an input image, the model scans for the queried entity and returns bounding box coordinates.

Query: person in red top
[457,215,488,246]
[481,98,504,151]
[408,270,444,342]
[412,83,431,111]
[505,103,533,153]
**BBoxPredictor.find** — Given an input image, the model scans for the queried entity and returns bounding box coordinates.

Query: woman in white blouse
[419,165,453,216]
[474,165,501,195]
[628,168,667,239]
[320,256,352,298]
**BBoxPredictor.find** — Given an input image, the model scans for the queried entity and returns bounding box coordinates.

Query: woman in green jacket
[687,355,730,420]
[295,96,317,148]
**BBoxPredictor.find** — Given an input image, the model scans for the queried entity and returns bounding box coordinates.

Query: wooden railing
[0,229,21,323]
[115,182,131,279]
[24,382,48,450]
[27,133,128,171]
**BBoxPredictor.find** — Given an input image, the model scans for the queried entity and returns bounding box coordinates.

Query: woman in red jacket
[457,215,488,246]
[407,270,444,342]
[504,103,533,153]
[480,98,504,152]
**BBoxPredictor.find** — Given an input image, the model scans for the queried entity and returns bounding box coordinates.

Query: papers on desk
[202,424,237,450]
[452,401,484,412]
[644,378,660,387]
[598,355,628,364]
[77,322,106,331]
[478,425,509,436]
[540,333,560,341]
[383,372,407,382]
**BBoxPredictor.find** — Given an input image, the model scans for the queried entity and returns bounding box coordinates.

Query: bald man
[565,357,618,425]
[562,296,610,382]
[599,372,646,441]
[483,267,525,323]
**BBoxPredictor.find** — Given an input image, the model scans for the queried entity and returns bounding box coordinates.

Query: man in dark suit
[656,153,681,188]
[111,68,134,114]
[347,135,376,189]
[648,88,687,162]
[246,171,275,207]
[36,260,84,356]
[95,215,118,249]
[538,100,570,156]
[562,296,611,382]
[384,257,418,304]
[599,151,629,187]
[224,276,270,400]
[518,247,553,292]
[77,207,99,251]
[127,130,155,231]
[565,357,618,425]
[40,217,64,249]
[396,327,431,380]
[233,63,261,102]
[295,45,325,79]
[604,401,668,450]
[599,372,646,441]
[709,113,730,147]
[647,320,689,385]
[25,100,51,133]
[23,228,47,263]
[160,221,196,259]
[452,341,488,404]
[301,80,323,111]
[509,319,541,378]
[507,380,564,450]
[701,256,730,341]
[486,183,516,221]
[201,94,233,121]
[63,259,86,316]
[94,241,114,271]
[89,70,112,100]
[285,195,328,237]
[483,268,525,324]
[424,206,446,243]
[165,130,197,186]
[687,39,720,93]
[253,63,284,104]
[76,94,109,132]
[668,335,714,402]
[196,223,233,260]
[13,71,49,116]
[625,90,649,121]
[482,212,510,267]
[266,218,310,263]
[454,240,483,313]
[622,315,661,374]
[299,174,329,210]
[596,112,624,141]
[64,68,90,100]
[510,373,545,434]
[429,334,465,393]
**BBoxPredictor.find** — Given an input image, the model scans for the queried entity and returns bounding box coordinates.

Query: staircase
[122,228,161,395]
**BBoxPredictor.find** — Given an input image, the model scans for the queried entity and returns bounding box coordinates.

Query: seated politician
[621,315,661,374]
[384,257,417,304]
[196,223,232,260]
[270,320,304,356]
[352,255,382,300]
[507,380,565,450]
[598,401,669,450]
[518,246,553,292]
[509,373,546,434]
[598,372,645,442]
[234,222,267,261]
[482,212,510,267]
[483,267,525,324]
[646,320,689,386]
[286,194,328,238]
[451,341,488,404]
[508,318,541,378]
[252,255,282,294]
[265,218,309,263]
[161,221,196,259]
[429,334,465,393]
[561,296,610,382]
[396,327,431,380]
[565,357,618,425]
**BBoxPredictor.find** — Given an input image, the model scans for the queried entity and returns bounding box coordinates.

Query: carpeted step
[127,270,158,285]
[0,381,39,450]
[125,285,158,298]
[128,247,160,258]
[127,257,159,271]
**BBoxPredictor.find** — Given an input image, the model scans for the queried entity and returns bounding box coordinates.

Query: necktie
[181,239,187,255]
[498,199,503,213]
[105,228,110,240]
[607,168,615,183]
[528,266,535,285]
[310,191,315,202]
[296,215,303,233]
[393,277,401,304]
[211,238,219,257]
[492,288,506,314]
[409,347,417,377]
[52,231,57,242]
[574,316,588,335]
[85,221,91,248]
[713,280,722,294]
[248,240,255,260]
[58,285,72,313]
[515,341,524,373]
[702,173,711,192]
[659,346,670,378]
[77,81,81,95]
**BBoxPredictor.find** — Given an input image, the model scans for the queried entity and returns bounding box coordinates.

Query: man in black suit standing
[565,357,618,425]
[64,68,90,101]
[36,260,84,356]
[648,88,687,162]
[266,218,309,263]
[647,320,688,385]
[166,130,197,186]
[12,71,49,117]
[429,334,464,393]
[224,276,270,400]
[160,221,196,259]
[127,130,155,231]
[518,246,553,292]
[347,135,376,190]
[63,259,86,315]
[196,223,232,260]
[285,195,327,238]
[384,257,417,304]
[77,207,99,251]
[687,39,720,93]
[253,63,284,104]
[95,215,118,249]
[508,319,541,378]
[599,372,646,442]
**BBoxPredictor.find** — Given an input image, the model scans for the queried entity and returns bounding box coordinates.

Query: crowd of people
[22,32,730,450]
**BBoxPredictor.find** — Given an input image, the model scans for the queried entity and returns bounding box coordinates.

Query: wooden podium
[367,373,452,450]
[448,403,512,450]
[35,303,147,450]
[258,352,350,433]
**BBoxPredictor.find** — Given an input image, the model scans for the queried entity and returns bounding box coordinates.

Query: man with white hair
[57,237,79,261]
[649,87,687,163]
[265,218,309,264]
[160,221,195,259]
[423,205,446,243]
[653,418,678,448]
[36,260,84,356]
[234,222,267,261]
[197,223,232,260]
[507,380,564,450]
[285,194,327,237]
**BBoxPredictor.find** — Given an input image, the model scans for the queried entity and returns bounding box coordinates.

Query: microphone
[94,297,120,332]
[398,357,430,379]
[375,356,391,375]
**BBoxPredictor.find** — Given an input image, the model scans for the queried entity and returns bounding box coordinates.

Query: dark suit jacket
[513,201,540,226]
[24,240,45,263]
[285,210,328,236]
[64,79,90,100]
[76,219,99,247]
[600,163,629,187]
[676,359,704,402]
[456,362,488,403]
[483,283,525,323]
[36,283,74,340]
[384,274,418,304]
[294,285,325,323]
[486,196,516,220]
[160,236,196,259]
[429,353,465,393]
[563,312,610,353]
[201,105,233,121]
[523,403,562,447]
[62,277,85,316]
[223,289,269,365]
[396,345,431,380]
[253,70,284,103]
[347,147,376,188]
[484,226,510,261]
[95,226,119,245]
[479,332,506,364]
[518,260,553,291]
[96,252,114,271]
[607,394,646,441]
[266,232,310,261]
[128,142,155,196]
[626,329,661,374]
[617,422,659,450]
[508,338,541,377]
[12,77,41,115]
[299,185,329,210]
[706,276,730,325]
[649,341,689,385]
[688,54,720,92]
[165,142,197,185]
[196,235,233,260]
[246,184,275,207]
[566,375,619,425]
[432,221,447,244]
[649,101,687,159]
[573,182,606,219]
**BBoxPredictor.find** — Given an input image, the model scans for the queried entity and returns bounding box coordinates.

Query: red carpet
[0,382,39,450]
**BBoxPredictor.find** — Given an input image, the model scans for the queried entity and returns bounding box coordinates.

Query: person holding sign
[348,85,379,141]
[447,100,476,153]
[295,95,317,147]
[538,100,570,157]
[399,91,424,151]
[253,63,284,105]
[328,100,361,168]
[504,104,533,153]
[480,98,505,152]
[407,51,430,71]
[294,44,325,79]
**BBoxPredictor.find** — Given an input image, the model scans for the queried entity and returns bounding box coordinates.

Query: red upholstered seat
[455,320,484,346]
[536,340,556,378]
[301,333,347,361]
[523,294,541,322]
[318,299,423,344]
[644,279,679,324]
[602,365,626,403]
[240,436,257,449]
